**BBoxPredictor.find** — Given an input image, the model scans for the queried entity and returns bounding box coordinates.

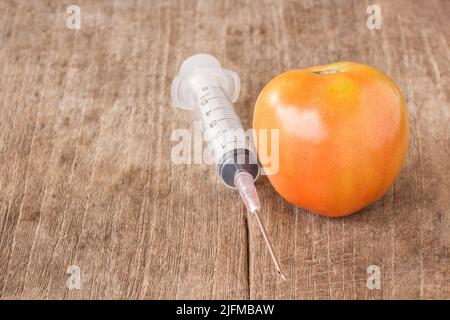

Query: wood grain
[0,0,448,299]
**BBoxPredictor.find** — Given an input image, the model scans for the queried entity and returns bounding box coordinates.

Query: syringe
[171,54,285,280]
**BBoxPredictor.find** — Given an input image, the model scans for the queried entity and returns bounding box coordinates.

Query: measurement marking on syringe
[214,130,227,139]
[204,96,227,102]
[213,129,241,140]
[205,107,226,116]
[200,96,228,106]
[209,117,239,128]
[199,92,210,100]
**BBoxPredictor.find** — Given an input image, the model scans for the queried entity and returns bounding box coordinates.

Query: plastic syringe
[171,53,285,280]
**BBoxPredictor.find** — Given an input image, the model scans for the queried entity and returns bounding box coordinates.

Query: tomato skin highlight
[253,62,409,217]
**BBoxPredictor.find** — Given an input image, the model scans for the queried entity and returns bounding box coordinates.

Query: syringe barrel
[190,78,259,188]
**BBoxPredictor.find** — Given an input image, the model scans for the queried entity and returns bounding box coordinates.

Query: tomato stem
[310,67,343,75]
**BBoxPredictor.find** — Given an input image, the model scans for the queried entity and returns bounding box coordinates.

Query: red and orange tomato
[253,62,409,217]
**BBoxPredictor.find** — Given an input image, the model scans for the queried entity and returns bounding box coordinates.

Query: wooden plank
[0,0,448,299]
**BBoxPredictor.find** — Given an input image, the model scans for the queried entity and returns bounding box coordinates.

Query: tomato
[253,62,409,217]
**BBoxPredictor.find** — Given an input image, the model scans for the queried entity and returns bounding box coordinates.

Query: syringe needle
[252,209,286,281]
[233,172,285,280]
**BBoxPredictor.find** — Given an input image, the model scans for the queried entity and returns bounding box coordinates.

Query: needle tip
[252,209,286,281]
[278,270,287,281]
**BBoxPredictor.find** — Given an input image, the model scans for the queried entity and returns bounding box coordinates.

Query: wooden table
[0,0,449,299]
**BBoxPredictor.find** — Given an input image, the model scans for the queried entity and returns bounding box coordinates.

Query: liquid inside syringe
[171,53,285,280]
